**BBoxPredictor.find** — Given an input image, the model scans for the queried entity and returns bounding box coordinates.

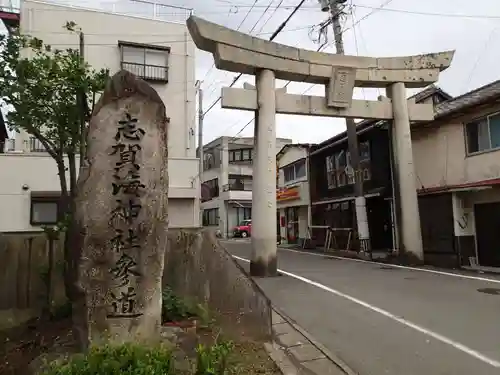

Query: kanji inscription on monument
[73,70,169,345]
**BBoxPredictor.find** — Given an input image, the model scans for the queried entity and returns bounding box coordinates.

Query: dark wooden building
[309,86,452,252]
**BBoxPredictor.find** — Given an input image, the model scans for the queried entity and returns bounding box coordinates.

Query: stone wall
[163,229,272,341]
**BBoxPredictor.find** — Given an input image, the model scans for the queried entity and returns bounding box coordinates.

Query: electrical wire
[353,4,500,20]
[227,0,397,139]
[254,0,286,35]
[462,25,499,93]
[198,0,401,183]
[200,0,261,95]
[203,0,281,100]
[202,0,309,118]
[25,2,500,20]
[349,4,366,100]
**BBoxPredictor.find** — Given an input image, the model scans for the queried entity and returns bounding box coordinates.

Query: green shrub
[195,340,234,375]
[161,287,194,322]
[41,343,174,375]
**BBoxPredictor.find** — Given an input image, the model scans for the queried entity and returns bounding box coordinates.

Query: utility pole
[196,80,204,225]
[79,31,85,167]
[320,0,371,253]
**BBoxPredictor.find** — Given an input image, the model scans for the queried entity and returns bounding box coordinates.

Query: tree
[0,25,109,302]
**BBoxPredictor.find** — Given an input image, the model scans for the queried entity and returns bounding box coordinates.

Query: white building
[0,0,199,232]
[201,136,292,238]
[276,144,313,245]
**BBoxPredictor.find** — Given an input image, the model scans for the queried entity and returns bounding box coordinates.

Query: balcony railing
[121,62,169,82]
[93,0,192,24]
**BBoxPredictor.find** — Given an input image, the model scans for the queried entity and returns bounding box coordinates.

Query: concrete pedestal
[388,82,424,261]
[355,196,370,252]
[250,69,278,276]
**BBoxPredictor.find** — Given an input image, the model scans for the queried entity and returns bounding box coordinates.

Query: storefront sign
[277,186,300,202]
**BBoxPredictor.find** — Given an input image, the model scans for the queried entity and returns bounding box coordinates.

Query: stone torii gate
[187,16,454,277]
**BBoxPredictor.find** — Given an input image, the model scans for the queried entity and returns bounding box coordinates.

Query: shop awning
[418,178,500,196]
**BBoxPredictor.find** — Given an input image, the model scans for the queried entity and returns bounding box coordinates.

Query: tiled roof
[276,143,316,159]
[435,79,500,118]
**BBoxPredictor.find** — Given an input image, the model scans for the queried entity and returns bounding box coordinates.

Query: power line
[202,0,275,98]
[203,0,397,153]
[353,4,500,20]
[28,2,500,20]
[342,0,394,33]
[202,0,309,118]
[254,0,286,35]
[462,25,499,93]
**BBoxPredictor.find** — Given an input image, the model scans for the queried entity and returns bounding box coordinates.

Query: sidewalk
[269,308,354,375]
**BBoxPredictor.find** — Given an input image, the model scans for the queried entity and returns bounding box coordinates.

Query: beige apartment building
[0,0,200,232]
[413,80,500,269]
[276,144,313,245]
[200,136,292,238]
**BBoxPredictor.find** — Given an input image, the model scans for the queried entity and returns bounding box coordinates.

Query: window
[236,207,251,222]
[466,113,500,154]
[229,148,253,163]
[29,137,46,152]
[359,141,370,161]
[202,208,219,226]
[324,142,371,190]
[335,150,349,187]
[326,155,336,189]
[228,175,252,191]
[118,41,170,82]
[30,195,60,225]
[203,153,214,171]
[282,159,307,183]
[201,178,219,202]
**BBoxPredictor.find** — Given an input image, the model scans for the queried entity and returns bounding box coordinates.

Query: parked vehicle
[233,219,251,238]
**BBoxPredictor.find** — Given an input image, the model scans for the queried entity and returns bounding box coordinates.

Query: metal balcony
[0,1,19,32]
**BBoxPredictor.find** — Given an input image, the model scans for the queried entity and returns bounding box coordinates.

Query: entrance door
[285,207,299,244]
[474,202,500,267]
[366,197,393,251]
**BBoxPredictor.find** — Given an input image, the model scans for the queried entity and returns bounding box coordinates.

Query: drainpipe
[306,150,312,229]
[388,124,402,253]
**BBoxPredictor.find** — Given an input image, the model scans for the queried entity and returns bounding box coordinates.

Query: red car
[233,219,252,238]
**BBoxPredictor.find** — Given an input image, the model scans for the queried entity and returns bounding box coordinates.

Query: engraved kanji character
[110,252,141,287]
[107,286,142,318]
[109,198,142,225]
[112,170,145,197]
[110,143,141,172]
[115,113,145,142]
[110,228,141,252]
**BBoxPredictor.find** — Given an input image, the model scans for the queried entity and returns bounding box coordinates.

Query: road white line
[276,247,500,284]
[232,254,500,368]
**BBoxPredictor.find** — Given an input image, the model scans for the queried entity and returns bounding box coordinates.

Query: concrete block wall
[163,229,272,341]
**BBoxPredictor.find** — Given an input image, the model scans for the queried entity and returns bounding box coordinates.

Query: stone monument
[73,70,169,347]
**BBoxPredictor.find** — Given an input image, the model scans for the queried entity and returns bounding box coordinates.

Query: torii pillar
[243,81,285,276]
[186,15,455,274]
[252,71,278,276]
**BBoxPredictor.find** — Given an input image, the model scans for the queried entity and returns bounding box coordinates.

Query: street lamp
[317,0,347,12]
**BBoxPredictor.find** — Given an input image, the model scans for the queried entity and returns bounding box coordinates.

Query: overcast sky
[6,0,500,145]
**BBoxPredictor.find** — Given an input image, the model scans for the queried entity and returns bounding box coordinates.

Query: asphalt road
[222,240,500,375]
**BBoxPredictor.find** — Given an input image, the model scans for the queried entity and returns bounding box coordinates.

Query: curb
[264,342,300,375]
[269,306,358,375]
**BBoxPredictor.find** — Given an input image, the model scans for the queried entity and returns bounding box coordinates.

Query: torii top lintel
[187,16,454,88]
